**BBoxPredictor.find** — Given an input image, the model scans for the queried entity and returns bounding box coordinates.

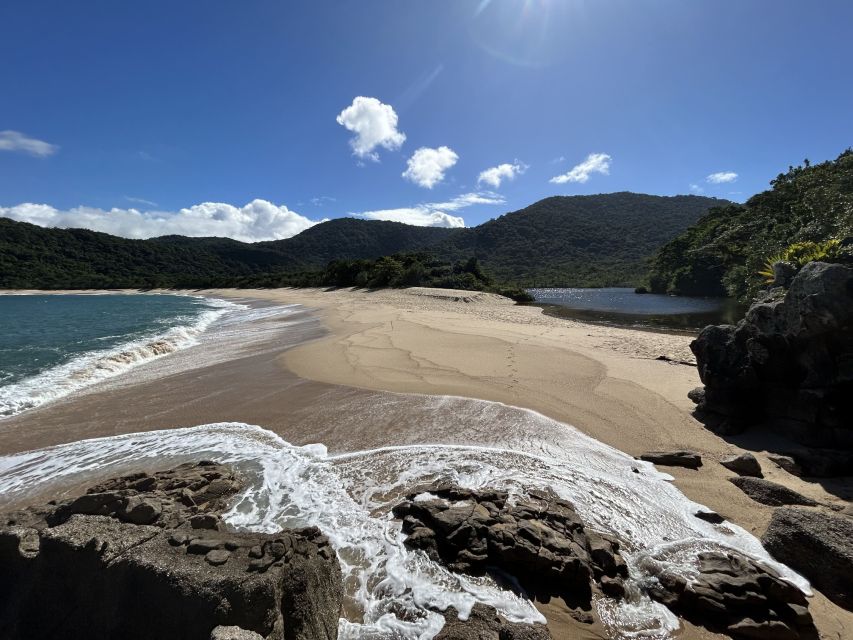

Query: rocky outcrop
[763,508,853,610]
[728,477,817,507]
[0,462,343,640]
[691,262,853,463]
[647,550,817,640]
[391,486,628,606]
[392,485,816,639]
[720,452,763,477]
[638,450,702,469]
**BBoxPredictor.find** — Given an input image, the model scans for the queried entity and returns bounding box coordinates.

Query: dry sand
[2,286,850,638]
[200,287,851,640]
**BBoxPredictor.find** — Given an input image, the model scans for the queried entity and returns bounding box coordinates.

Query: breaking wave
[0,297,241,418]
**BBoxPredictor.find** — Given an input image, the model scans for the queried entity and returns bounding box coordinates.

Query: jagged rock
[639,450,702,469]
[646,550,816,640]
[768,454,803,476]
[0,462,343,640]
[436,605,552,640]
[729,477,816,507]
[210,627,265,640]
[763,507,853,610]
[721,453,763,477]
[691,262,853,457]
[392,485,627,606]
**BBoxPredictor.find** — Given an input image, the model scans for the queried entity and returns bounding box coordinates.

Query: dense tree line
[1,192,723,292]
[647,149,853,300]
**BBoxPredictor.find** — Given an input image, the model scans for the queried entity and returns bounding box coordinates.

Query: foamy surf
[0,296,242,419]
[0,418,810,640]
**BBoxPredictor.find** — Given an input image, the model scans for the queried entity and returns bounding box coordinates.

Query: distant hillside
[259,218,455,266]
[647,149,853,300]
[0,192,725,289]
[431,193,727,287]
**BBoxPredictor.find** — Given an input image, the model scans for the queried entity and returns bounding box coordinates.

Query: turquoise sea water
[0,294,229,417]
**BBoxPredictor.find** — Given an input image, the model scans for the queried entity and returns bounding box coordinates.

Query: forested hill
[430,192,727,286]
[647,149,853,300]
[0,192,725,289]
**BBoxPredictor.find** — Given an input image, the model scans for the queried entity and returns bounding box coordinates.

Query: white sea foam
[0,296,243,418]
[0,417,810,640]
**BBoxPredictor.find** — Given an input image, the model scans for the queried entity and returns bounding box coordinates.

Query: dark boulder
[0,462,343,640]
[720,452,763,478]
[392,485,627,606]
[728,477,816,507]
[647,550,817,640]
[762,508,853,610]
[691,262,853,458]
[639,450,702,469]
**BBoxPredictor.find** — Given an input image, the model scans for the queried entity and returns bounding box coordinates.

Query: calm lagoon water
[528,287,745,332]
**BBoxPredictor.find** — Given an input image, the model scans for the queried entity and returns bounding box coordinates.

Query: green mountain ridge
[0,192,727,290]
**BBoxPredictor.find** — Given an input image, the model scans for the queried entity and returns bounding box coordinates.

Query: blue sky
[1,1,852,241]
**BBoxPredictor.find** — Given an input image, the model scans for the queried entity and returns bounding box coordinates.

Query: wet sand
[1,287,850,639]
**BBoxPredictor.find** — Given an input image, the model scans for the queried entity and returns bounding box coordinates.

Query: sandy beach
[1,287,850,639]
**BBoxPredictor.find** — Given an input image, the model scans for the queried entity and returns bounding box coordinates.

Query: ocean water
[0,294,239,417]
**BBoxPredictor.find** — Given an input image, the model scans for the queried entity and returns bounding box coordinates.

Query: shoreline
[0,287,850,638]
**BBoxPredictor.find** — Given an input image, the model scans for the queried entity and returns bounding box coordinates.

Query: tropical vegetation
[647,149,853,300]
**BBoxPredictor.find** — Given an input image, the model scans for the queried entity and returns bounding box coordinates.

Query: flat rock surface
[763,507,853,611]
[639,450,702,469]
[728,477,817,507]
[0,462,343,640]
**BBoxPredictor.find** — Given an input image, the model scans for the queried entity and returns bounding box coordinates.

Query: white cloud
[402,146,459,188]
[125,196,158,206]
[1,199,323,243]
[477,161,528,188]
[354,191,503,228]
[689,183,705,194]
[706,171,738,184]
[0,130,59,157]
[358,207,466,228]
[336,96,406,161]
[549,153,611,184]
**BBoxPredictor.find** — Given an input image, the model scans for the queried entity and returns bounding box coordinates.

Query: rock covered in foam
[0,461,342,640]
[646,550,817,639]
[392,484,819,640]
[435,605,551,640]
[392,485,628,607]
